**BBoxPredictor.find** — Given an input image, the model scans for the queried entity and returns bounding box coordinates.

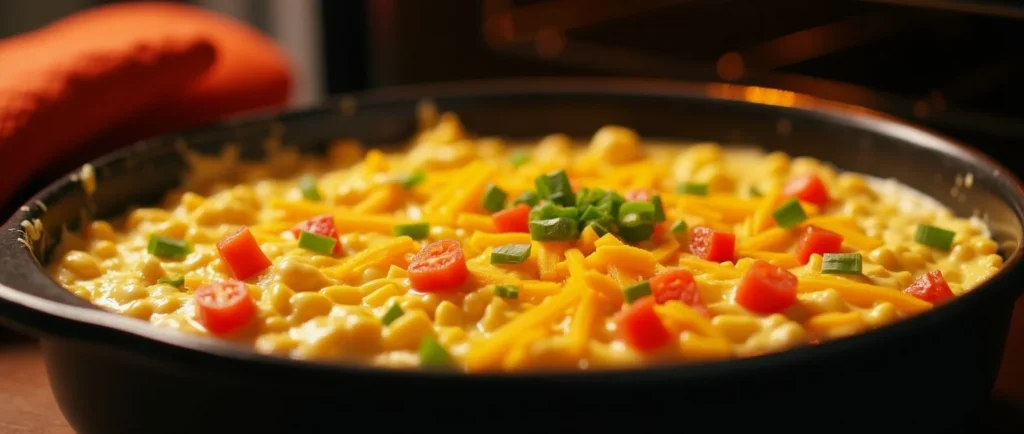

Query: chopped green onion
[534,169,576,207]
[579,205,604,222]
[381,302,404,326]
[623,281,652,304]
[157,275,185,288]
[298,175,321,201]
[618,218,654,243]
[393,222,430,240]
[597,190,626,216]
[298,231,337,254]
[618,201,655,219]
[749,186,763,197]
[530,202,578,220]
[529,217,579,241]
[147,234,191,258]
[617,201,656,243]
[509,150,530,168]
[481,184,507,213]
[513,191,540,207]
[418,335,453,368]
[401,170,426,189]
[650,195,666,222]
[821,253,863,275]
[494,285,520,299]
[915,224,955,250]
[670,219,689,234]
[575,187,607,209]
[588,221,612,237]
[491,244,532,264]
[676,182,709,196]
[771,198,807,229]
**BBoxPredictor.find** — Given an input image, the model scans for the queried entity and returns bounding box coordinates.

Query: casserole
[1,79,1023,434]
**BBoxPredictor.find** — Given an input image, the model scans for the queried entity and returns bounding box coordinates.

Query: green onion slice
[676,182,709,196]
[749,186,763,197]
[298,175,321,201]
[494,285,520,299]
[393,222,430,240]
[588,222,612,237]
[513,191,540,207]
[914,224,955,251]
[490,244,532,264]
[509,150,530,168]
[401,170,426,189]
[534,169,576,206]
[528,217,579,241]
[617,201,656,243]
[821,253,863,275]
[298,231,337,254]
[650,195,666,222]
[530,202,578,220]
[623,281,652,303]
[382,302,405,326]
[418,335,454,368]
[481,184,508,213]
[147,234,191,258]
[157,275,185,288]
[771,198,808,229]
[670,219,689,234]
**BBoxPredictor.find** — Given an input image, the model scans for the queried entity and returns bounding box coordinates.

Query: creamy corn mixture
[48,112,1003,372]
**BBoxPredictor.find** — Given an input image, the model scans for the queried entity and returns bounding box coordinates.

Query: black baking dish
[1,79,1023,434]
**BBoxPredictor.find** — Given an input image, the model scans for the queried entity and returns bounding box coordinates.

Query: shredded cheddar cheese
[47,112,1004,373]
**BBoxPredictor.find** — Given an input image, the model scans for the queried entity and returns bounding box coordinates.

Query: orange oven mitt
[0,1,293,207]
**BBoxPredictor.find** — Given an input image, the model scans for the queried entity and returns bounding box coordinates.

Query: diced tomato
[689,226,735,262]
[783,174,829,207]
[904,270,955,304]
[650,269,708,315]
[616,296,672,352]
[408,239,469,292]
[624,188,653,202]
[291,214,342,253]
[216,226,272,280]
[194,280,256,336]
[492,203,531,233]
[735,260,798,314]
[794,225,844,264]
[650,222,668,244]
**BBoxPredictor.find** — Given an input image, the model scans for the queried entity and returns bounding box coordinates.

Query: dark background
[2,0,1022,166]
[324,0,1024,174]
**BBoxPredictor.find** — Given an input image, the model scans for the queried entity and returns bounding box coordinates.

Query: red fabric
[0,1,293,205]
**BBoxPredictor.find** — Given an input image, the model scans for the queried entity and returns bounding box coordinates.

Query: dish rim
[2,76,1024,382]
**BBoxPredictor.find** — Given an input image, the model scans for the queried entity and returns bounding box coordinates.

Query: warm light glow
[534,26,566,58]
[483,15,516,47]
[743,87,797,107]
[716,52,744,81]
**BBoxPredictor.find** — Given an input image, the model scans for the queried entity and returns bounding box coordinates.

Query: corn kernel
[364,284,400,307]
[320,285,363,305]
[264,283,295,316]
[712,315,761,343]
[255,333,298,356]
[435,301,463,326]
[289,292,334,324]
[90,240,118,259]
[383,309,434,350]
[62,250,104,279]
[86,221,116,240]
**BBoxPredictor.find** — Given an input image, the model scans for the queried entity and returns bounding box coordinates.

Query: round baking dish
[1,79,1022,434]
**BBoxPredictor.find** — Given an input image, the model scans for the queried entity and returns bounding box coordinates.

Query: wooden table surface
[0,334,72,434]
